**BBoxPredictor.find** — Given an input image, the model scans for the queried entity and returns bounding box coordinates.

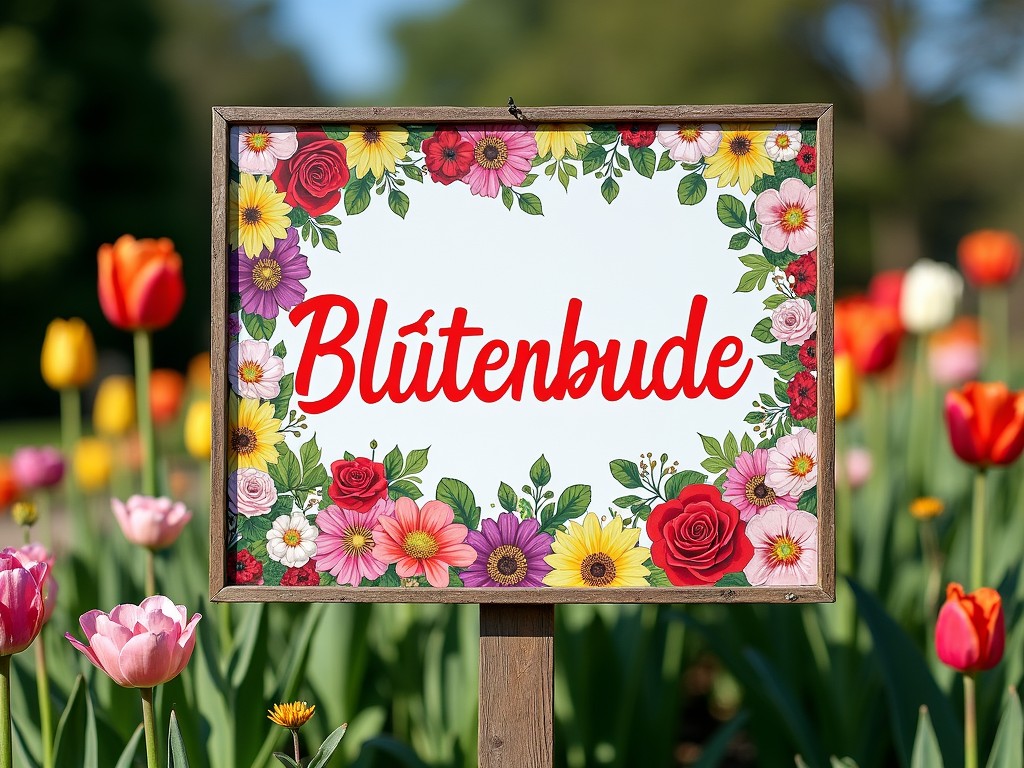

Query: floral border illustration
[225,121,820,589]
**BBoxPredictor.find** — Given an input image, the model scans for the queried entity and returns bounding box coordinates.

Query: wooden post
[479,604,555,767]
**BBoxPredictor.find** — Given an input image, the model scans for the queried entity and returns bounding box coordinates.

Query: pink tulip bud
[65,595,201,688]
[111,495,192,551]
[0,549,49,656]
[9,544,57,625]
[11,446,64,491]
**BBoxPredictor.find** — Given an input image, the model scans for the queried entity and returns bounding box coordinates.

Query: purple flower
[227,314,241,337]
[233,228,310,319]
[461,512,553,587]
[11,446,64,491]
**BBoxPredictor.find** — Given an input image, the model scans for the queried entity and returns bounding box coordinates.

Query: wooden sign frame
[210,104,835,606]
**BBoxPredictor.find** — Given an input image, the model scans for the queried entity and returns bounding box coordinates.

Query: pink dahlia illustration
[722,449,798,522]
[458,125,538,198]
[314,498,395,587]
[461,512,553,588]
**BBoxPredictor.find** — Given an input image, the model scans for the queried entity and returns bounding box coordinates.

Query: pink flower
[841,447,873,490]
[112,495,192,551]
[722,449,798,521]
[374,497,476,588]
[656,123,722,163]
[754,178,817,255]
[459,125,538,198]
[65,595,201,688]
[314,498,395,586]
[232,125,298,175]
[743,506,818,586]
[10,544,57,624]
[770,298,817,345]
[766,428,818,497]
[228,468,278,518]
[0,549,48,655]
[11,446,64,491]
[228,340,285,400]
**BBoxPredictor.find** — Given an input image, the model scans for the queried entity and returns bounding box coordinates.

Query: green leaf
[241,310,276,341]
[323,127,349,141]
[271,373,294,420]
[403,447,429,475]
[664,470,708,500]
[717,195,747,228]
[436,478,480,530]
[383,445,404,482]
[518,192,543,215]
[273,756,300,768]
[168,711,190,767]
[581,143,607,175]
[645,559,672,586]
[299,464,329,491]
[272,341,286,358]
[699,433,726,460]
[589,128,618,145]
[613,494,644,508]
[677,172,707,205]
[628,146,655,178]
[388,478,423,501]
[388,189,410,219]
[715,572,751,587]
[288,207,310,227]
[299,435,322,476]
[343,174,372,215]
[763,293,787,309]
[309,225,320,248]
[774,377,790,402]
[114,725,145,768]
[400,164,423,182]
[615,150,630,171]
[609,459,643,489]
[268,447,302,492]
[308,723,349,768]
[740,433,756,453]
[911,707,943,768]
[986,689,1022,768]
[656,150,675,172]
[752,317,777,344]
[529,454,552,487]
[540,484,591,532]
[519,173,538,187]
[497,482,517,513]
[315,214,341,226]
[557,164,569,190]
[601,177,619,204]
[501,186,513,210]
[539,502,555,524]
[744,411,766,425]
[729,232,751,250]
[320,227,339,252]
[723,432,739,462]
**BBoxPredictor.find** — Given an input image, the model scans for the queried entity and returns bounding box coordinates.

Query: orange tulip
[867,269,904,328]
[957,230,1021,287]
[149,369,187,426]
[0,457,20,508]
[945,382,1024,467]
[187,352,211,392]
[835,296,902,375]
[935,582,1004,674]
[97,235,185,331]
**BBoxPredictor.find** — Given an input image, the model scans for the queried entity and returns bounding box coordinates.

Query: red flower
[230,548,263,586]
[280,561,319,586]
[422,129,473,185]
[935,582,1004,674]
[945,382,1024,467]
[328,457,389,513]
[957,230,1022,287]
[785,251,817,297]
[835,297,902,374]
[618,124,656,148]
[795,144,816,173]
[798,337,817,371]
[97,236,185,332]
[271,131,349,217]
[646,485,753,586]
[787,371,817,420]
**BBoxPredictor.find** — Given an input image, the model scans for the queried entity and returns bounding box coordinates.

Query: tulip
[40,318,96,391]
[0,460,18,509]
[841,448,872,490]
[187,352,211,392]
[97,235,185,332]
[73,438,113,494]
[112,495,192,552]
[93,376,136,437]
[899,258,963,334]
[836,296,902,375]
[10,447,64,491]
[834,353,858,421]
[929,317,981,385]
[867,269,904,327]
[957,229,1021,287]
[184,401,211,460]
[149,369,186,426]
[945,382,1024,468]
[9,546,57,626]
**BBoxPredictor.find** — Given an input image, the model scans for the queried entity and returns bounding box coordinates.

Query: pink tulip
[9,545,57,624]
[10,446,64,491]
[65,595,201,688]
[0,549,49,656]
[840,447,873,490]
[935,583,1004,674]
[111,495,192,550]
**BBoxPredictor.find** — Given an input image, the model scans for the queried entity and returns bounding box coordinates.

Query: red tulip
[835,296,902,374]
[149,369,187,425]
[97,235,184,331]
[868,269,904,327]
[957,230,1021,287]
[935,582,1004,674]
[945,382,1024,467]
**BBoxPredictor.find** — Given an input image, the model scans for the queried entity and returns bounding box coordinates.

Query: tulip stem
[35,638,53,768]
[146,550,157,597]
[59,387,83,514]
[908,335,931,496]
[981,287,1009,382]
[141,687,159,768]
[964,674,978,768]
[971,469,987,591]
[0,655,11,768]
[134,331,158,498]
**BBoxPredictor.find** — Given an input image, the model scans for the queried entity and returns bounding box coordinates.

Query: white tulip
[899,259,963,333]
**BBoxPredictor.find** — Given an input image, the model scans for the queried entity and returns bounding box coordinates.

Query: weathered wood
[479,604,554,768]
[210,108,229,597]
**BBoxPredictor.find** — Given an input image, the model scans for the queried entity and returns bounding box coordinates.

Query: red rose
[280,561,319,586]
[798,337,817,371]
[422,128,473,185]
[787,370,817,420]
[618,124,656,148]
[230,548,263,586]
[271,131,350,217]
[328,457,389,512]
[646,485,754,586]
[785,251,817,297]
[795,144,816,174]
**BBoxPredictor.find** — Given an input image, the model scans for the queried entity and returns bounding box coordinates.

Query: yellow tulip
[834,353,859,421]
[40,318,96,390]
[93,376,136,436]
[187,352,211,392]
[74,437,112,493]
[184,400,212,460]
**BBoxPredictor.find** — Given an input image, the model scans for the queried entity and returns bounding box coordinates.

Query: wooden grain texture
[479,605,554,768]
[210,108,229,597]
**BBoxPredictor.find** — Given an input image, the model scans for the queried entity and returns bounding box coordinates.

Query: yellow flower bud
[93,376,136,436]
[834,353,859,421]
[184,400,212,460]
[40,318,96,390]
[11,502,38,527]
[909,496,944,520]
[74,437,113,493]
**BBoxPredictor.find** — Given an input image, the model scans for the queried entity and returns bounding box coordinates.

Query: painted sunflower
[228,397,284,472]
[534,123,589,160]
[230,173,292,260]
[342,125,409,180]
[543,512,650,587]
[703,125,774,194]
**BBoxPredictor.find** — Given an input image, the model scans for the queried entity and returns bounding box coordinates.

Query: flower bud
[11,502,37,527]
[40,318,96,390]
[93,376,136,437]
[935,582,1004,674]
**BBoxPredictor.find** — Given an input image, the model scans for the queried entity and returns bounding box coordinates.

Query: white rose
[899,259,963,333]
[770,298,816,345]
[228,468,278,517]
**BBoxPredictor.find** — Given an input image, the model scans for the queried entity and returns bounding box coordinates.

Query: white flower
[765,125,802,162]
[231,125,298,176]
[899,259,964,334]
[743,506,817,586]
[656,123,722,164]
[766,427,818,497]
[229,339,285,400]
[267,512,318,567]
[228,468,278,518]
[770,298,817,345]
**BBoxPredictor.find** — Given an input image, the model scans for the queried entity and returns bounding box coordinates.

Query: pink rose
[770,299,816,345]
[229,468,279,518]
[111,495,192,551]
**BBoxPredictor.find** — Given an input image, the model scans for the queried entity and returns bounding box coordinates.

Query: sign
[210,106,835,603]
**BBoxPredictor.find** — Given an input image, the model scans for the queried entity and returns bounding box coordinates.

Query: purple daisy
[722,449,798,522]
[461,512,553,587]
[234,227,310,319]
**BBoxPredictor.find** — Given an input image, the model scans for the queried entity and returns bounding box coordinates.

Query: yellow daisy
[228,396,283,471]
[230,173,292,260]
[534,123,589,160]
[543,512,650,587]
[267,701,315,730]
[342,125,409,180]
[703,125,774,194]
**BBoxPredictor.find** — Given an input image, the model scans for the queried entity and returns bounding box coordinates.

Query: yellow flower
[74,437,113,493]
[41,318,96,390]
[543,512,650,587]
[230,173,291,260]
[187,352,211,392]
[268,701,315,730]
[703,125,774,194]
[342,125,409,180]
[535,124,589,160]
[184,400,212,460]
[229,397,283,471]
[834,353,859,421]
[11,501,38,527]
[910,497,944,520]
[93,376,136,437]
